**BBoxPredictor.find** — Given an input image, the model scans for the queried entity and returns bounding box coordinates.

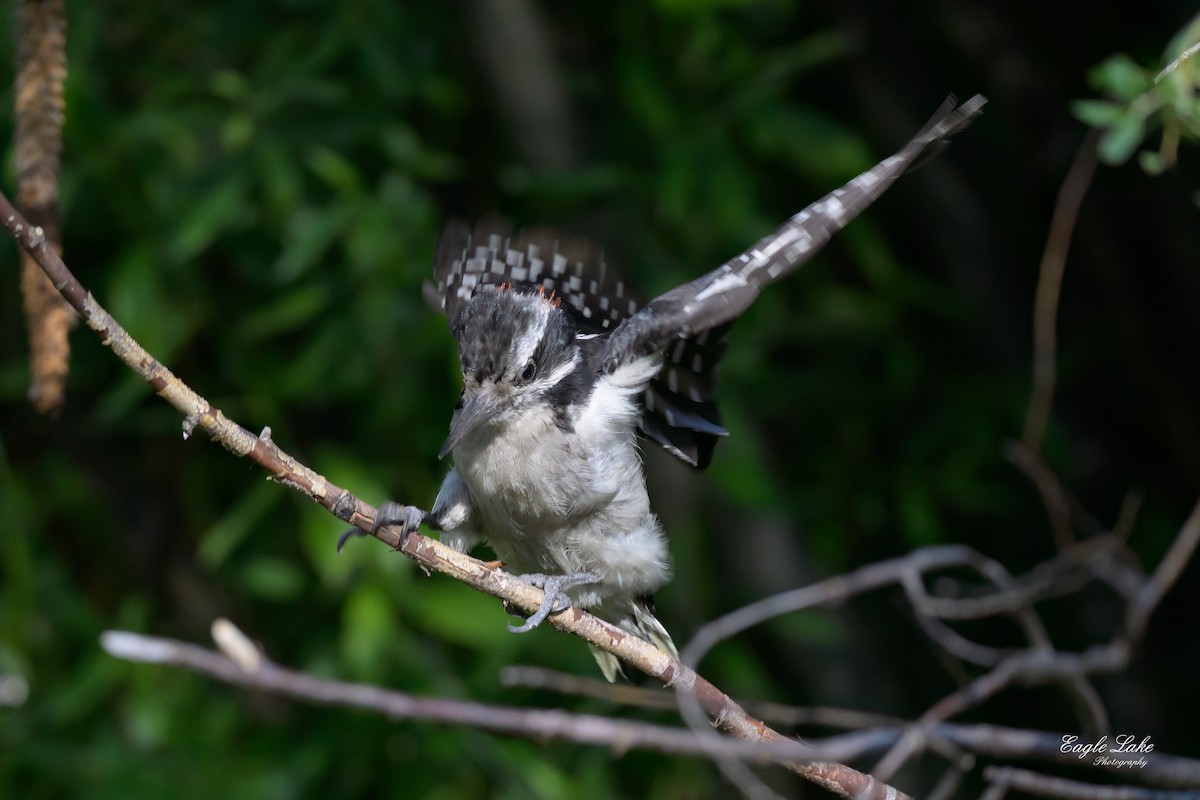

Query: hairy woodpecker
[358,95,984,680]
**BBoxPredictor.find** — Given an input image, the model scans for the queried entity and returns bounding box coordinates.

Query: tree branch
[983,765,1199,799]
[1021,132,1099,463]
[99,625,856,765]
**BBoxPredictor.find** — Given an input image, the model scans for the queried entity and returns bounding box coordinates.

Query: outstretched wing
[424,94,985,468]
[602,94,987,370]
[425,217,729,468]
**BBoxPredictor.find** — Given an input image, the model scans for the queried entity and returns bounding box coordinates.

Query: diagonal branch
[0,190,903,800]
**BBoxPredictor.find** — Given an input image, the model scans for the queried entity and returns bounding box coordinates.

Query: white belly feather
[448,354,671,605]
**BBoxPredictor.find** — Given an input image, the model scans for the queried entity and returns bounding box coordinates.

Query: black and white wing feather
[424,217,635,334]
[602,94,986,370]
[425,217,729,468]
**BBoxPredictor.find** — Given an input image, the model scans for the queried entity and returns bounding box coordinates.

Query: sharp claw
[505,570,600,634]
[338,501,428,553]
[336,527,365,552]
[374,501,427,548]
[507,599,557,634]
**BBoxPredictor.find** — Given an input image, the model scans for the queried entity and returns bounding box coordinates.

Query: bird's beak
[438,392,501,459]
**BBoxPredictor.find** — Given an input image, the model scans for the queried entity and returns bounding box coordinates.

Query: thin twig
[501,662,1200,787]
[919,534,1129,620]
[869,504,1200,782]
[676,546,1002,796]
[942,725,1200,788]
[925,751,974,800]
[100,627,882,766]
[500,665,904,730]
[1005,439,1077,547]
[715,724,1200,787]
[679,543,1109,763]
[1126,497,1200,637]
[984,766,1200,799]
[902,569,1007,666]
[1021,132,1099,461]
[873,512,1200,792]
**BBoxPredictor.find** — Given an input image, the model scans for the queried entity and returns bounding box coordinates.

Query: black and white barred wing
[425,217,730,468]
[603,94,986,369]
[425,217,636,334]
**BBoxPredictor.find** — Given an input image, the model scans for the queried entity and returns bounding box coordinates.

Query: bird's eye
[521,360,537,381]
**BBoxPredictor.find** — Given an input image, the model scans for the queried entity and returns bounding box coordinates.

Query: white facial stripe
[511,302,551,370]
[532,350,579,391]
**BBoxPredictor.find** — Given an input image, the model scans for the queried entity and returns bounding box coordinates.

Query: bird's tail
[590,596,679,683]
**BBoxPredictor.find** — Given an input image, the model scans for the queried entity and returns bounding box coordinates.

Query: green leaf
[238,284,330,341]
[1072,99,1128,127]
[168,177,251,263]
[406,578,513,649]
[106,244,201,363]
[221,112,255,151]
[340,583,398,677]
[197,482,283,570]
[1138,149,1167,174]
[1097,113,1146,164]
[274,204,355,281]
[306,146,363,195]
[237,555,306,601]
[1089,53,1152,101]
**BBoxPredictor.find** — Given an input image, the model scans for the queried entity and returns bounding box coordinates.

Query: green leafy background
[2,2,1199,798]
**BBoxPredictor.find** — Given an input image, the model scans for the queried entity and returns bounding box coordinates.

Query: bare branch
[925,751,974,800]
[681,546,979,668]
[918,534,1129,620]
[680,542,1109,749]
[1126,496,1200,637]
[500,665,904,729]
[679,499,1200,784]
[983,766,1198,799]
[902,568,1007,666]
[1021,133,1099,460]
[100,627,880,767]
[872,498,1197,788]
[942,725,1200,788]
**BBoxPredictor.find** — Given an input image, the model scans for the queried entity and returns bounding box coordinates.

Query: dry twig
[983,765,1200,799]
[1021,132,1099,462]
[100,625,867,766]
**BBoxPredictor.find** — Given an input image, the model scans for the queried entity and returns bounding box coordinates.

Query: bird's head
[440,286,582,458]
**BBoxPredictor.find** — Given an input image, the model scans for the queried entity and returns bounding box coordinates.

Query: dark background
[1,1,1198,797]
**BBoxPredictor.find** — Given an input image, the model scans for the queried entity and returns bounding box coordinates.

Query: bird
[354,94,985,680]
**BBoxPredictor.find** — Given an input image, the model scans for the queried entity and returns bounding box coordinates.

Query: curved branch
[1021,132,1098,460]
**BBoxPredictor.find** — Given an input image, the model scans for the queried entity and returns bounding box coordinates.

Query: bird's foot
[337,501,426,552]
[506,570,601,634]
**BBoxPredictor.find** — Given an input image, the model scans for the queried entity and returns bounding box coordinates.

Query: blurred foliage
[1,1,1199,798]
[1074,11,1200,174]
